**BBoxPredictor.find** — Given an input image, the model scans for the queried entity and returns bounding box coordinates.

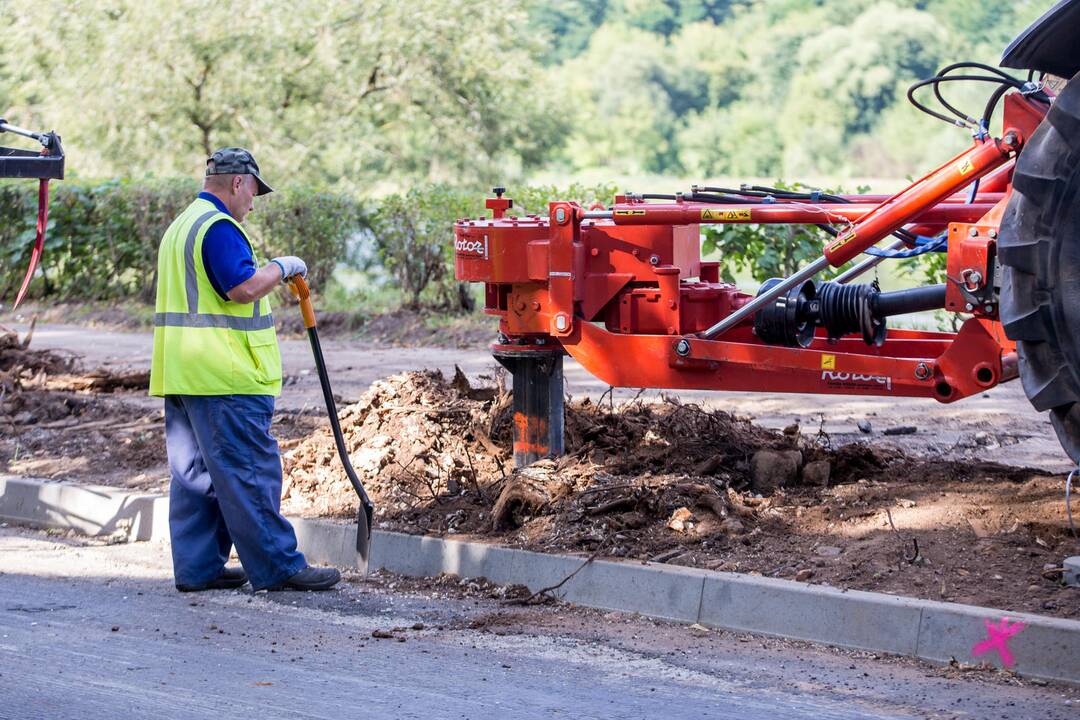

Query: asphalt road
[1,528,1076,720]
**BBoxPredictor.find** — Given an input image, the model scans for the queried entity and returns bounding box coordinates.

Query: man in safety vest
[150,147,340,592]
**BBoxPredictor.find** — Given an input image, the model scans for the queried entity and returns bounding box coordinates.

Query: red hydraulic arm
[454,88,1043,469]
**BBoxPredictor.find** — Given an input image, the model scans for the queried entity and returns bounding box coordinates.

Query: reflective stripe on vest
[149,198,281,397]
[153,312,275,331]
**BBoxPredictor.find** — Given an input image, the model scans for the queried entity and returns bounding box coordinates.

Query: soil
[2,324,1078,621]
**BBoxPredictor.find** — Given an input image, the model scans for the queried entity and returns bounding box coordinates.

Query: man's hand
[271,256,308,283]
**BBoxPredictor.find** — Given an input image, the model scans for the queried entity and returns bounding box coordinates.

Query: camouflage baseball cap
[205,147,273,195]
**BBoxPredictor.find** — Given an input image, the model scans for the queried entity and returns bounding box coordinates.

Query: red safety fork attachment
[12,178,51,310]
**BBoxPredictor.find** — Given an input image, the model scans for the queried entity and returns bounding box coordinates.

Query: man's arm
[226,263,283,304]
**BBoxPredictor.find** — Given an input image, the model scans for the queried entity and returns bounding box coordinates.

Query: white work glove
[271,255,308,283]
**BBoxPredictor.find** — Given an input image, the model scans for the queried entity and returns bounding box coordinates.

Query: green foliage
[538,0,1041,181]
[1,0,565,190]
[506,182,622,215]
[368,185,482,312]
[247,188,366,291]
[0,178,198,303]
[0,0,1046,187]
[700,181,851,283]
[0,180,362,304]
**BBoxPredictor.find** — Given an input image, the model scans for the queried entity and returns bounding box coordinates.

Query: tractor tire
[999,70,1080,462]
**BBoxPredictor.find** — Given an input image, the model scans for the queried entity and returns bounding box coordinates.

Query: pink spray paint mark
[971,617,1026,667]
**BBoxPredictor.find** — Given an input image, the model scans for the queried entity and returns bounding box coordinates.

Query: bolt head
[988,229,998,239]
[675,339,691,356]
[555,207,567,224]
[969,228,979,237]
[965,303,974,311]
[554,314,569,332]
[649,255,660,265]
[984,304,994,313]
[915,362,931,380]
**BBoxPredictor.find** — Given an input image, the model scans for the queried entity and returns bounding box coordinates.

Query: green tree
[778,3,948,175]
[1,0,564,189]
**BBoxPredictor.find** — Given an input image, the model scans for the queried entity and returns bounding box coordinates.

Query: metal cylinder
[493,350,565,467]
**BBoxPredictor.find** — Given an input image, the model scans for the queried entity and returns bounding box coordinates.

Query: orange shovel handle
[287,276,317,329]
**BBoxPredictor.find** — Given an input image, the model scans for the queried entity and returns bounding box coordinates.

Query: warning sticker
[827,231,855,253]
[956,158,975,176]
[701,208,752,222]
[821,354,836,370]
[614,209,647,216]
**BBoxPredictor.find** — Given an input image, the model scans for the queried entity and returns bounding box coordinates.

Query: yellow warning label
[821,354,836,370]
[701,208,752,222]
[827,231,855,253]
[956,158,975,176]
[613,209,647,216]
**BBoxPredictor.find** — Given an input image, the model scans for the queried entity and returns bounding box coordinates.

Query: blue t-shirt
[198,191,257,300]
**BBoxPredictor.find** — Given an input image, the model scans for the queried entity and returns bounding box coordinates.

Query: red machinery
[0,119,64,309]
[454,45,1080,465]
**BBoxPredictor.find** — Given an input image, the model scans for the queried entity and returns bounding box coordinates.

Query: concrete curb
[2,474,1078,685]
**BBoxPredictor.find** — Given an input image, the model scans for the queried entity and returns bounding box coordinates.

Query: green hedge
[0,179,366,304]
[0,179,619,310]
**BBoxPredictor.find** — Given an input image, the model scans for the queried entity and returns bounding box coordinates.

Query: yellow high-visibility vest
[149,197,281,396]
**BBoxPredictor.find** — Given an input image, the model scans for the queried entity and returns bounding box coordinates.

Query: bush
[369,185,482,312]
[0,179,621,312]
[247,186,366,291]
[700,181,857,284]
[0,179,363,305]
[0,178,198,303]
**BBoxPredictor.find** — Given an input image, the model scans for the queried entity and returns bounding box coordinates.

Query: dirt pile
[0,324,162,486]
[282,369,905,529]
[0,325,79,383]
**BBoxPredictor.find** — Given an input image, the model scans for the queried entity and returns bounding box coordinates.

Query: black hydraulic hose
[688,192,759,204]
[982,83,1013,128]
[871,284,947,317]
[909,72,1036,128]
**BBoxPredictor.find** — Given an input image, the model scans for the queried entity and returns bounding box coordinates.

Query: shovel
[288,276,374,564]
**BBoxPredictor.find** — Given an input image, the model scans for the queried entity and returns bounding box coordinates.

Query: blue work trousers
[164,394,307,590]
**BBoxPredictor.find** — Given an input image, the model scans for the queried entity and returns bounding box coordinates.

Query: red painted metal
[453,89,1047,406]
[821,136,1018,266]
[13,179,50,310]
[605,202,995,228]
